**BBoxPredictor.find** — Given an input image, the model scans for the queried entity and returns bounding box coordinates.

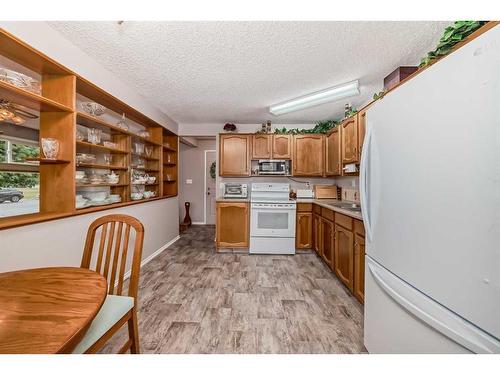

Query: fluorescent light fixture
[269,80,360,116]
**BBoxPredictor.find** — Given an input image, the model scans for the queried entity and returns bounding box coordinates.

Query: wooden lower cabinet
[334,224,354,292]
[216,202,249,249]
[354,233,365,303]
[296,212,313,249]
[312,213,321,255]
[320,218,334,268]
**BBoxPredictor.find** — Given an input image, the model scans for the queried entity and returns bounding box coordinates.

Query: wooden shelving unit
[25,158,71,164]
[161,132,178,198]
[0,27,179,229]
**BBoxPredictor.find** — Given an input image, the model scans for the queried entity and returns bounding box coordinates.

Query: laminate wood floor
[100,225,365,354]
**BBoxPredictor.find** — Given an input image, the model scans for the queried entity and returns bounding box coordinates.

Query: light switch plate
[186,179,193,184]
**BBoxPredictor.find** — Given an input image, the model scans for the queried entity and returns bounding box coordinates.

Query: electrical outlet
[305,181,310,188]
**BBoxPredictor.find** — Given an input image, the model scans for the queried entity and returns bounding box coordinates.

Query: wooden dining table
[0,267,107,354]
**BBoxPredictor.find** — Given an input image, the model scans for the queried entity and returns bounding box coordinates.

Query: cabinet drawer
[335,212,353,230]
[313,204,322,215]
[321,207,334,221]
[297,203,312,212]
[354,219,365,236]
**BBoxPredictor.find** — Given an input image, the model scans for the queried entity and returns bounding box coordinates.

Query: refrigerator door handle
[367,257,500,353]
[360,124,373,242]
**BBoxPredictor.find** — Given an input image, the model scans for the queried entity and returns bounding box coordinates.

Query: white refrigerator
[361,25,500,353]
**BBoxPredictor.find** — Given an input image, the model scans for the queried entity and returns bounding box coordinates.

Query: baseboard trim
[121,234,181,282]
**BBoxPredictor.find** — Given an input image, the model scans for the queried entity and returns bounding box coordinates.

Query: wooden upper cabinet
[334,224,354,292]
[358,109,367,160]
[272,134,292,159]
[296,212,313,249]
[341,116,359,164]
[325,127,341,176]
[219,134,251,176]
[293,135,324,176]
[252,134,272,159]
[354,232,365,304]
[216,202,249,248]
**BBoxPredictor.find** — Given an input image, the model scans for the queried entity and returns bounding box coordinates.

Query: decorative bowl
[81,102,106,117]
[0,68,41,95]
[131,192,143,200]
[76,153,96,164]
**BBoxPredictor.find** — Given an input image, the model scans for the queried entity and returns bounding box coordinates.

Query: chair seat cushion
[72,294,134,354]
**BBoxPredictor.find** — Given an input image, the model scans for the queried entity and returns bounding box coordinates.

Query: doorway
[204,150,216,225]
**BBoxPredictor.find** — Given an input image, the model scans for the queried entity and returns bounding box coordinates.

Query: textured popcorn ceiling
[50,21,450,124]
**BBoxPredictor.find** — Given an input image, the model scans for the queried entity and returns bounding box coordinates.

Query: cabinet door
[216,202,249,248]
[325,127,341,176]
[354,233,365,304]
[219,134,251,176]
[313,213,321,255]
[358,110,366,160]
[296,212,313,249]
[341,116,359,164]
[293,135,324,176]
[252,134,272,159]
[334,224,354,291]
[272,134,292,159]
[321,218,334,269]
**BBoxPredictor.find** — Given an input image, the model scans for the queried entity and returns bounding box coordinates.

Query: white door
[361,26,500,341]
[205,151,216,225]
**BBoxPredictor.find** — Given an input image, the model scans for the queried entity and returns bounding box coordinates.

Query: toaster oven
[223,183,248,198]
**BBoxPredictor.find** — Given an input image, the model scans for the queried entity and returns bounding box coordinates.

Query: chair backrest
[81,214,145,299]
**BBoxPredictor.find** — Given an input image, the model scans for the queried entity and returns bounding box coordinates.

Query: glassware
[87,128,102,145]
[134,143,145,155]
[103,154,112,165]
[137,130,149,138]
[76,128,85,141]
[81,102,106,117]
[41,138,60,160]
[145,145,153,157]
[116,113,129,131]
[76,153,96,164]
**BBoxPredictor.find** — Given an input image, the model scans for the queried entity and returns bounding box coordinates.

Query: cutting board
[314,184,338,199]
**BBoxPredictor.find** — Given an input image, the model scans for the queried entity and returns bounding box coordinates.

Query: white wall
[0,22,180,272]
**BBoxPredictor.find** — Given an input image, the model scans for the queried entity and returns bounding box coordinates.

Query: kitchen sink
[325,202,361,212]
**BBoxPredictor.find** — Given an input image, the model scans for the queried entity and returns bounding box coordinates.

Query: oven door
[250,203,296,237]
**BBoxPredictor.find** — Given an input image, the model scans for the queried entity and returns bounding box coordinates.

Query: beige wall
[178,139,216,224]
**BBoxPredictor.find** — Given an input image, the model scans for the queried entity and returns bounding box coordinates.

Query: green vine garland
[420,21,486,67]
[210,161,216,179]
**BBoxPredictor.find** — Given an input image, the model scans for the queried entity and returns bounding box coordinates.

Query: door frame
[203,149,216,225]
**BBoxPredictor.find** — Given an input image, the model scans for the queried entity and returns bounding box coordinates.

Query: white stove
[249,183,296,255]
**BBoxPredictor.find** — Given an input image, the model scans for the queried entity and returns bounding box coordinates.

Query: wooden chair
[72,214,145,354]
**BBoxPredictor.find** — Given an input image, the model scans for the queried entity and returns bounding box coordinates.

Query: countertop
[216,197,250,203]
[217,197,362,220]
[296,199,363,221]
